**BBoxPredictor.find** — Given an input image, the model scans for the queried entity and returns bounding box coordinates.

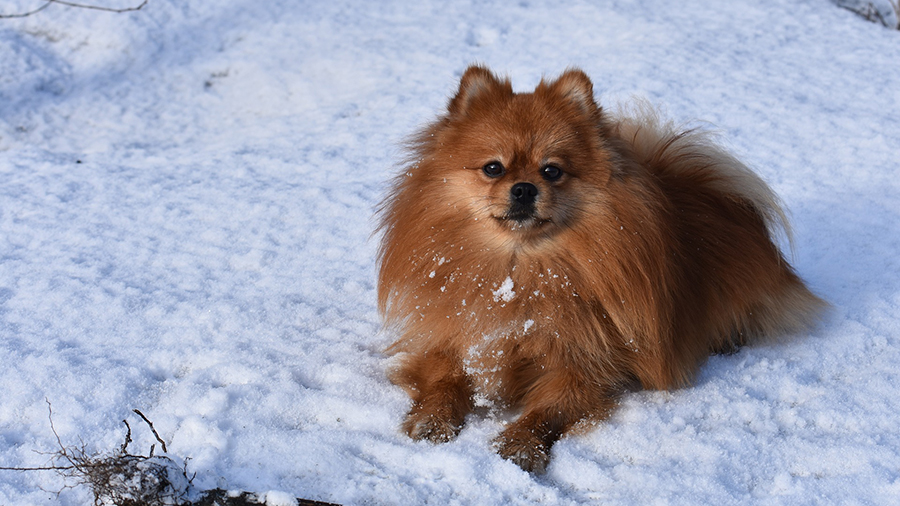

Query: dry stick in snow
[133,408,168,455]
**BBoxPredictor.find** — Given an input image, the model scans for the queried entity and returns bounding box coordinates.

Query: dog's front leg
[494,367,617,473]
[394,349,474,443]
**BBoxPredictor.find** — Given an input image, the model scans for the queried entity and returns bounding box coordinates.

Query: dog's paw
[402,410,461,444]
[493,433,551,474]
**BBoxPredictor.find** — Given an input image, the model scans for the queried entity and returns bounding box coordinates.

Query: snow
[1,0,899,504]
[262,490,297,506]
[492,276,516,303]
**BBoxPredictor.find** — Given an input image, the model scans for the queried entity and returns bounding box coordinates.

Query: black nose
[510,182,538,206]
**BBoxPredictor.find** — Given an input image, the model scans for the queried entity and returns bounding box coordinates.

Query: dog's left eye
[541,165,563,181]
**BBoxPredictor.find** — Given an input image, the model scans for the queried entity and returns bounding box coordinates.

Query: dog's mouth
[493,210,552,230]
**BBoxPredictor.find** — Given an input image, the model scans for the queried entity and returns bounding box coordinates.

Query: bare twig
[46,399,64,452]
[48,0,148,13]
[0,0,148,19]
[0,464,76,471]
[0,1,52,19]
[133,408,168,454]
[119,419,133,456]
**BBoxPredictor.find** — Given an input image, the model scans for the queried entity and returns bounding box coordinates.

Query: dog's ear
[543,68,598,116]
[448,65,512,117]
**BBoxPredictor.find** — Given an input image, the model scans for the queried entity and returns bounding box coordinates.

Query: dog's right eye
[482,162,505,178]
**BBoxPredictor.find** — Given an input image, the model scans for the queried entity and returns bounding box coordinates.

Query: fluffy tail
[610,102,827,353]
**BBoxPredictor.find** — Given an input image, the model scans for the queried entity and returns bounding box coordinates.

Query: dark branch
[48,0,149,13]
[0,465,77,471]
[119,419,133,456]
[0,0,148,19]
[0,1,52,18]
[133,409,168,454]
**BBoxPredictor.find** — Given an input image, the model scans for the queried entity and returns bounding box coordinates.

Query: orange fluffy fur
[377,65,825,473]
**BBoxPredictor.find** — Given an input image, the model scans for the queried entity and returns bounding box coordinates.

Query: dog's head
[412,65,618,249]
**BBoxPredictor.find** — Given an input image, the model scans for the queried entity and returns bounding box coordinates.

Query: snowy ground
[2,0,899,504]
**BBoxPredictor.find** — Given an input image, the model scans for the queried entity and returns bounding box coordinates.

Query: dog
[376,65,825,473]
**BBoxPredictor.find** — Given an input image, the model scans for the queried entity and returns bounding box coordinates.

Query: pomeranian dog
[377,65,825,473]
